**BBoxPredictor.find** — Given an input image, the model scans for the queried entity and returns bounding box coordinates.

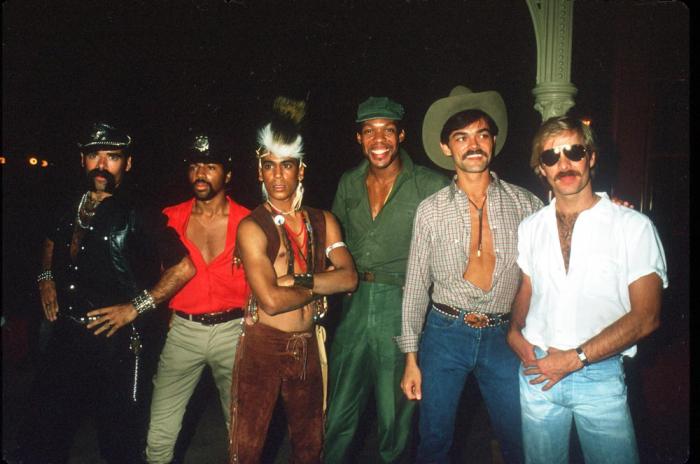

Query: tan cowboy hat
[422,86,508,170]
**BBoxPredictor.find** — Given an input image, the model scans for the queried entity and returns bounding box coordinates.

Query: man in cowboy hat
[397,86,543,463]
[325,96,448,463]
[230,97,357,463]
[17,122,195,463]
[145,133,251,464]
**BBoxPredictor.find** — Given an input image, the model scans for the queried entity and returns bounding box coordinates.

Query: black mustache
[87,169,117,193]
[192,180,213,189]
[555,170,581,180]
[461,149,487,159]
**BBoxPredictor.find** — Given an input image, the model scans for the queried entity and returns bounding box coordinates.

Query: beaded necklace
[279,211,314,274]
[282,219,309,272]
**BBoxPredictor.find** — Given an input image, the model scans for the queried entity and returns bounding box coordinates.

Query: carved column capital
[527,0,577,120]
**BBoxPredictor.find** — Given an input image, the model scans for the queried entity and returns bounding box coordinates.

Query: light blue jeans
[520,347,639,464]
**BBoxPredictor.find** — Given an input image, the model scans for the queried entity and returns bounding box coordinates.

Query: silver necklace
[76,191,100,229]
[267,200,295,225]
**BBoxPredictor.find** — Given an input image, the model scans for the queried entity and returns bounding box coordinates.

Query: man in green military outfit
[325,97,449,463]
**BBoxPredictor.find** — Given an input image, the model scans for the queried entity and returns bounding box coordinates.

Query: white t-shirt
[517,193,668,357]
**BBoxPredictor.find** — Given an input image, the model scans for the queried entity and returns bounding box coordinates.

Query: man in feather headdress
[229,97,357,463]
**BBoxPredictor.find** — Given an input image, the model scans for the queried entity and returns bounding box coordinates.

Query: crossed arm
[237,211,357,316]
[506,272,663,390]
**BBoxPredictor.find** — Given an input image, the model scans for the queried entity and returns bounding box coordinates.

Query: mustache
[192,179,213,190]
[555,170,582,180]
[461,149,487,159]
[87,169,116,192]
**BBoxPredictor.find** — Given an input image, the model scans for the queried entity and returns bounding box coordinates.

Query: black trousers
[17,317,150,464]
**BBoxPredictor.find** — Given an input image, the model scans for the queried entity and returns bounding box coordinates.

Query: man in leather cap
[17,122,195,463]
[145,133,250,464]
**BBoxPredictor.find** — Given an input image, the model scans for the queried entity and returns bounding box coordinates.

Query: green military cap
[355,97,405,122]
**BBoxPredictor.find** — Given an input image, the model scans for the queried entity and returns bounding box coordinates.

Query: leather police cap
[183,133,232,168]
[77,122,132,151]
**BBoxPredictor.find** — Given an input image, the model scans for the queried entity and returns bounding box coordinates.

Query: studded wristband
[293,273,314,289]
[37,270,54,283]
[132,290,156,315]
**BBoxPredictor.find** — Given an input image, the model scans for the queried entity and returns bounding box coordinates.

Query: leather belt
[432,302,510,329]
[175,308,243,326]
[358,271,404,287]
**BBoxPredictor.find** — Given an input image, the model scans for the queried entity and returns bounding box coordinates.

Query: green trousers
[324,282,415,463]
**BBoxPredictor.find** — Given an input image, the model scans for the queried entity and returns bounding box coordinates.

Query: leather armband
[293,273,314,289]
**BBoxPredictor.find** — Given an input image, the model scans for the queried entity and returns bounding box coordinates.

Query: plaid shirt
[396,172,543,353]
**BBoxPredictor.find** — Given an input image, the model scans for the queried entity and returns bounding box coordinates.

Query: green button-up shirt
[332,149,449,280]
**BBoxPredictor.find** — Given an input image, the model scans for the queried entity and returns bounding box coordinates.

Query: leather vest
[49,187,163,316]
[245,204,327,273]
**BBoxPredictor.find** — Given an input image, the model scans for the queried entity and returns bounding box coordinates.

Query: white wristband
[325,241,347,258]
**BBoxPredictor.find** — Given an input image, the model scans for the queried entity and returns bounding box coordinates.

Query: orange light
[581,118,592,126]
[0,156,6,164]
[41,159,49,168]
[28,157,38,165]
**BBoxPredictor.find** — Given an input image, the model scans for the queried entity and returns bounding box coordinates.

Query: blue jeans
[417,308,523,464]
[520,347,639,464]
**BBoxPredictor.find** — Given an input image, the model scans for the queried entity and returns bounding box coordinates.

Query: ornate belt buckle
[464,312,489,328]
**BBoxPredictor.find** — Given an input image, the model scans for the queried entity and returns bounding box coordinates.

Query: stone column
[526,0,577,121]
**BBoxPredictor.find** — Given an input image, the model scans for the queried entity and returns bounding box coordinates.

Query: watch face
[576,347,589,365]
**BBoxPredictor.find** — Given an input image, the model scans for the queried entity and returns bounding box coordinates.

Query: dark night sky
[2,0,688,307]
[4,0,548,207]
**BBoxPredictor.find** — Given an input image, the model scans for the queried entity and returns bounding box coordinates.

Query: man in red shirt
[146,133,250,464]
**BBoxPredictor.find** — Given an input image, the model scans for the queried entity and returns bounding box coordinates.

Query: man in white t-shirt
[507,116,667,464]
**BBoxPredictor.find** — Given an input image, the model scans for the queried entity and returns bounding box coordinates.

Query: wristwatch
[575,346,590,367]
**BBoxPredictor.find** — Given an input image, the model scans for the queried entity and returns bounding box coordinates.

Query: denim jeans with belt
[417,307,523,464]
[520,346,639,464]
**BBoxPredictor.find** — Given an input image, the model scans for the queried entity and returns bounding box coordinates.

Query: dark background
[2,0,689,462]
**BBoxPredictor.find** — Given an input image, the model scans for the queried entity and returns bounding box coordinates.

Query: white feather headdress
[257,96,308,211]
[256,123,304,160]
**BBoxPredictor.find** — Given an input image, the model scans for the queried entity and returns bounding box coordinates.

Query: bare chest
[186,215,228,264]
[462,204,496,291]
[366,179,394,220]
[556,211,578,273]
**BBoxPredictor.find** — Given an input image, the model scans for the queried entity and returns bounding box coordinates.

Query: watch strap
[575,346,590,366]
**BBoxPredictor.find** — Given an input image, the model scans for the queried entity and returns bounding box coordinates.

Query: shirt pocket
[433,229,465,271]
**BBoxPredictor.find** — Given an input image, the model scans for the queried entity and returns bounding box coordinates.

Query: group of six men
[19,85,666,464]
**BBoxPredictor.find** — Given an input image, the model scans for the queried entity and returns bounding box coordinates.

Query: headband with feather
[257,96,308,212]
[256,96,306,161]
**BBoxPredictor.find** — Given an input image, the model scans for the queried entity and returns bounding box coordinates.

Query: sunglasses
[539,144,588,166]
